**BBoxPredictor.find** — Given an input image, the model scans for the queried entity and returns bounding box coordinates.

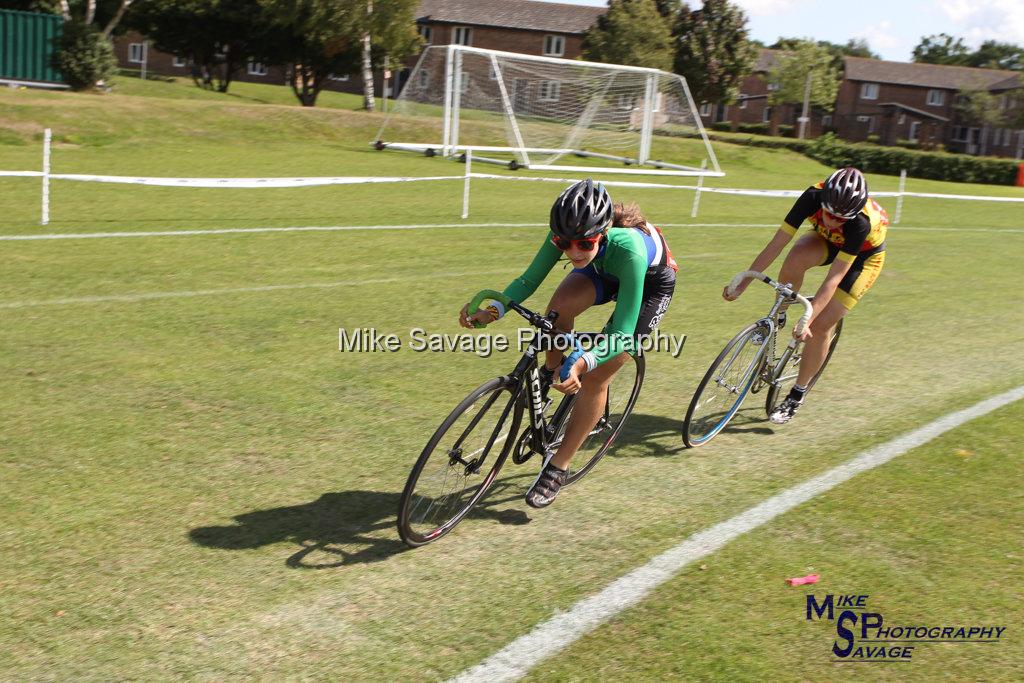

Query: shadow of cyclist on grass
[189,475,533,569]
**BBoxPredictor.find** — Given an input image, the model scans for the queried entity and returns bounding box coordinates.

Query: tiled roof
[844,56,1021,91]
[755,48,784,72]
[416,0,606,35]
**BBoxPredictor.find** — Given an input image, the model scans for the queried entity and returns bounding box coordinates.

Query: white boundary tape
[450,385,1024,683]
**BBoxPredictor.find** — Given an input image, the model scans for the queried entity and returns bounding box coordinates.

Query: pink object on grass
[786,574,820,586]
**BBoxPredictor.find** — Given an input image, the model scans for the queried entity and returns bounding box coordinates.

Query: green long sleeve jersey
[498,228,658,368]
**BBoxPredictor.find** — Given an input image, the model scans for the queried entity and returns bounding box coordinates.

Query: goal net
[373,45,722,176]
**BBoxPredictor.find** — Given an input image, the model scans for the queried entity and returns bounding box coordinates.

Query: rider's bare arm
[809,258,854,319]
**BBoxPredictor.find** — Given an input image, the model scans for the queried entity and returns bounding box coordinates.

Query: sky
[546,0,1024,63]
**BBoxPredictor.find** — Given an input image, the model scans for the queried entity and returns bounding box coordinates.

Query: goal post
[373,45,723,177]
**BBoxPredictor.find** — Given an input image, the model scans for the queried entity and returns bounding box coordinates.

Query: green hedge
[679,130,1019,185]
[807,134,1019,185]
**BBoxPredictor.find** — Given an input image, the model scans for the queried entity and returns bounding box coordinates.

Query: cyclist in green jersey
[459,179,677,508]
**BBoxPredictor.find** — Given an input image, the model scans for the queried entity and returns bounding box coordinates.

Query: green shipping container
[0,9,64,84]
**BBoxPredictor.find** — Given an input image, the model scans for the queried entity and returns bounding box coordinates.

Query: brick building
[696,50,1023,159]
[114,2,1023,159]
[114,0,604,98]
[836,57,1022,158]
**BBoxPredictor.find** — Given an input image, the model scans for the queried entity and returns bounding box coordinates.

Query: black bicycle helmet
[822,167,868,218]
[550,178,614,239]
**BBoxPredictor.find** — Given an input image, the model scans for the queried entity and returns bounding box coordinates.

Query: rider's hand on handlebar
[459,303,496,329]
[552,358,587,395]
[722,278,750,301]
[793,325,812,342]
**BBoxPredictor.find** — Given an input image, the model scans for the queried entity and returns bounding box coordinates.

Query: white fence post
[461,148,472,219]
[41,128,52,226]
[894,168,906,225]
[690,158,707,218]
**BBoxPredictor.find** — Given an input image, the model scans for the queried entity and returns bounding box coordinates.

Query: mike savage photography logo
[337,327,687,359]
[806,593,1007,663]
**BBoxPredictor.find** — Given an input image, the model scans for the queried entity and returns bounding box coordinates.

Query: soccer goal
[373,45,723,177]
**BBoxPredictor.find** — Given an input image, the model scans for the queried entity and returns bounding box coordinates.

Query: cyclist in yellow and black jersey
[725,167,889,424]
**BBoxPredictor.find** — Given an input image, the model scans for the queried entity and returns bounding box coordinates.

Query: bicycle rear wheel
[397,377,522,547]
[553,353,645,486]
[764,318,843,415]
[683,322,770,447]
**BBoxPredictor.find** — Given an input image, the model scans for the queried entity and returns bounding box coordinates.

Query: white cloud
[854,20,903,54]
[731,0,800,17]
[939,0,1024,46]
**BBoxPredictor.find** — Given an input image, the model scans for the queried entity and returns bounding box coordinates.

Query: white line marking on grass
[0,270,509,309]
[3,223,1020,242]
[0,224,545,241]
[451,385,1024,683]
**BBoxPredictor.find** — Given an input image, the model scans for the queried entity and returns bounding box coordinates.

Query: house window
[856,115,874,133]
[538,80,561,102]
[617,94,636,110]
[860,82,879,100]
[247,61,268,76]
[898,113,906,125]
[699,102,712,117]
[328,73,349,81]
[172,56,187,68]
[418,69,429,88]
[763,106,772,123]
[951,125,967,142]
[488,63,498,80]
[926,89,945,106]
[453,26,472,46]
[908,121,920,142]
[822,114,833,127]
[418,25,432,44]
[128,43,144,64]
[738,97,747,109]
[459,73,470,93]
[543,35,565,57]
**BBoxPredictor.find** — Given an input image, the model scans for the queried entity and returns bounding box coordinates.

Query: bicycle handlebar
[467,289,559,332]
[726,270,814,337]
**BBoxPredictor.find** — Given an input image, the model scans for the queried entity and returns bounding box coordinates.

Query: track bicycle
[397,290,644,547]
[682,270,843,447]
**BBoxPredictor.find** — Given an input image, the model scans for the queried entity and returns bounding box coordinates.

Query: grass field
[2,77,1022,680]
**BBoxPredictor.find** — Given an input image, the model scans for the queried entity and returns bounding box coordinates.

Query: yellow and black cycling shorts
[820,243,885,310]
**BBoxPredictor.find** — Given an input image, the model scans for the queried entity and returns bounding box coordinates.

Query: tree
[260,0,420,108]
[955,87,1007,156]
[768,40,840,112]
[582,0,673,71]
[51,19,116,89]
[912,33,970,65]
[967,41,1023,71]
[672,0,757,104]
[128,0,274,93]
[770,37,878,67]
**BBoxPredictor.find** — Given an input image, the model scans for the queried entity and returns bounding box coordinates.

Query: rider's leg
[549,352,630,470]
[778,233,828,292]
[796,299,848,386]
[795,249,883,388]
[544,273,597,371]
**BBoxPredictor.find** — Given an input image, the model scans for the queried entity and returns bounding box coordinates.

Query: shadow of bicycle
[188,473,535,569]
[614,406,774,457]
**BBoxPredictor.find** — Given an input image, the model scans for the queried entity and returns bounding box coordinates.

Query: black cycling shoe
[769,395,802,424]
[525,459,567,509]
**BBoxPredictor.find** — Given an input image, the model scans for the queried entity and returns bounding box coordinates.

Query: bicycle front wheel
[553,353,645,486]
[765,318,843,415]
[683,322,769,448]
[397,377,522,547]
